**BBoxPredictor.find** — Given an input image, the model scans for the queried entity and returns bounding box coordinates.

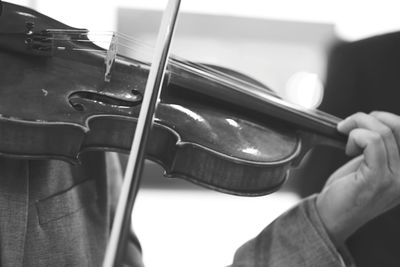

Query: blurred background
[6,0,400,266]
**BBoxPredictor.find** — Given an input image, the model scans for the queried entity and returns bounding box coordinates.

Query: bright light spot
[41,88,48,96]
[170,104,205,122]
[16,11,36,18]
[226,118,239,128]
[284,71,323,109]
[242,147,260,155]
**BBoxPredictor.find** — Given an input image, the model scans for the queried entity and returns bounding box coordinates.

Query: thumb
[325,156,362,187]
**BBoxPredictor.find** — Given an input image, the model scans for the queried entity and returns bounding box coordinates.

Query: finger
[370,111,400,174]
[333,156,363,178]
[346,128,387,172]
[337,112,367,134]
[325,156,363,186]
[346,130,363,156]
[338,112,399,173]
[370,111,400,147]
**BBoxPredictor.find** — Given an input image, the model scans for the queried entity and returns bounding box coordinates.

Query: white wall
[10,0,400,41]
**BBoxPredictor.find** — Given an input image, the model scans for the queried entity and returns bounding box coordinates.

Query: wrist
[315,193,353,247]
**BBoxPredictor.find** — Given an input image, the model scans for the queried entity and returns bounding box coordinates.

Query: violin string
[46,36,152,50]
[45,30,155,60]
[47,37,154,61]
[47,38,153,54]
[166,59,340,126]
[46,29,153,49]
[44,29,339,125]
[44,31,282,97]
[52,39,153,56]
[46,31,275,94]
[0,28,336,126]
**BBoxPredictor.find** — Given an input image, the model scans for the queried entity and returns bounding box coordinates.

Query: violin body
[0,1,344,196]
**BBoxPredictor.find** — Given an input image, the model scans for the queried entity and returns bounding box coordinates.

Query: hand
[316,111,400,246]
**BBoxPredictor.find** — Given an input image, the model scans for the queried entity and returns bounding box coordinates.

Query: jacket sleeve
[229,195,354,267]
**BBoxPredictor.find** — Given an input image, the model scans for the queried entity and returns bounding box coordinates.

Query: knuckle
[369,132,383,145]
[348,129,357,138]
[370,110,383,117]
[348,130,359,143]
[371,173,393,193]
[353,112,367,120]
[380,126,393,140]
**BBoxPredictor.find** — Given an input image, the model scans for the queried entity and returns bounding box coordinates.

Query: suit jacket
[0,151,352,266]
[0,151,143,267]
[229,196,352,267]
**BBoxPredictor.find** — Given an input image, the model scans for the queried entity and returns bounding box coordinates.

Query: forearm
[229,196,353,267]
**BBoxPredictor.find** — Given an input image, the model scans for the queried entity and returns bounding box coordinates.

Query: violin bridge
[104,32,117,82]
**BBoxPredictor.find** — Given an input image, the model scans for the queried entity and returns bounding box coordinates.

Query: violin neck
[168,57,346,145]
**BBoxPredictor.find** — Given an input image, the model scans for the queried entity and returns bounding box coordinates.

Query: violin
[0,1,345,197]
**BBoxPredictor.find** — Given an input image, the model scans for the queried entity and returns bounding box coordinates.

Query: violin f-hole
[68,90,143,111]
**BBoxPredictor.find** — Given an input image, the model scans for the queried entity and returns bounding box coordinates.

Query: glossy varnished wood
[0,1,344,196]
